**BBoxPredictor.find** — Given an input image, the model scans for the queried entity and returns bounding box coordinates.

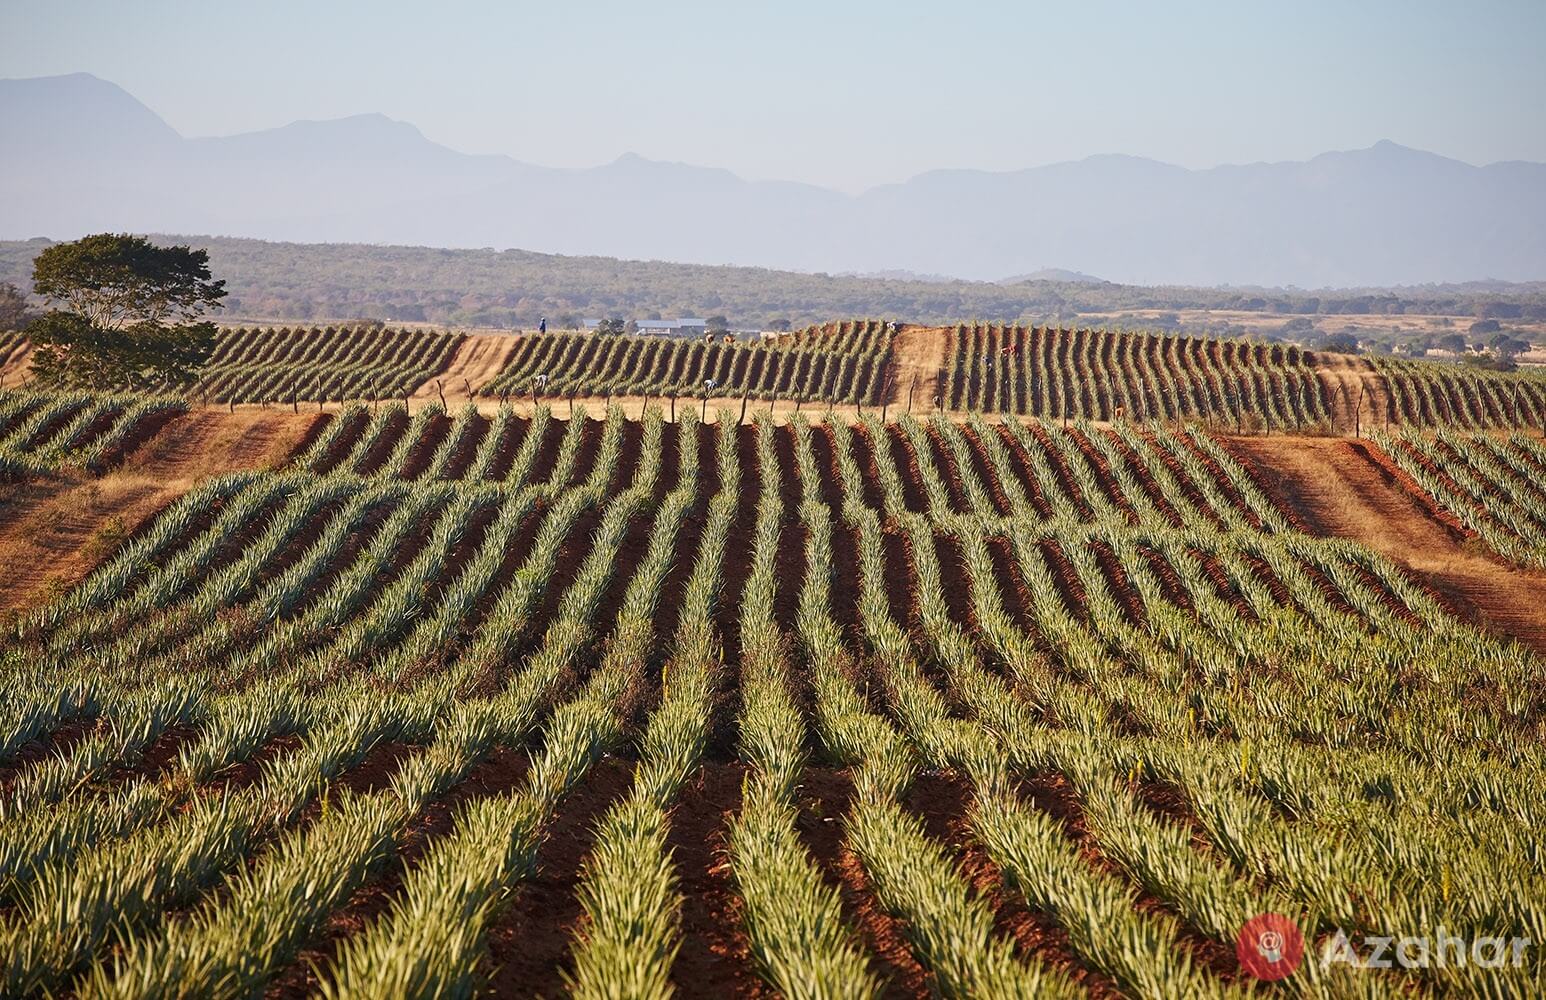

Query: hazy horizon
[4,0,1544,193]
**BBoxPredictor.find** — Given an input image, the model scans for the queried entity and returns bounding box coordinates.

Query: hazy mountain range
[5,72,1545,287]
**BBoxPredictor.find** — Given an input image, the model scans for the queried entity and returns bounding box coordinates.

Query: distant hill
[1000,268,1107,285]
[6,235,1544,332]
[4,73,1546,287]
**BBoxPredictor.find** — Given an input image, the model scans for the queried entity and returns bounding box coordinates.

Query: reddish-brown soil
[482,756,635,999]
[0,408,319,611]
[396,413,453,480]
[797,767,931,998]
[666,763,771,998]
[267,746,533,999]
[1228,435,1546,653]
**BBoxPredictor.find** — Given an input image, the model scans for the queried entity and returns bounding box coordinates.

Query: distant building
[635,318,708,337]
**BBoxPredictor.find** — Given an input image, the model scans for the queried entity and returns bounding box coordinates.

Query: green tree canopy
[27,234,225,391]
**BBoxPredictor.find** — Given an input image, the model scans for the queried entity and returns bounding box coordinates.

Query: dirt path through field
[1228,434,1546,654]
[411,333,521,403]
[1308,351,1386,435]
[888,326,947,414]
[0,409,318,611]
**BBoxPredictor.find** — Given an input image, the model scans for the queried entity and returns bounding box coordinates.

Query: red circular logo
[1237,913,1305,980]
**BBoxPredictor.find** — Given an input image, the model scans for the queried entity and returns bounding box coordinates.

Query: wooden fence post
[740,390,749,425]
[437,380,446,410]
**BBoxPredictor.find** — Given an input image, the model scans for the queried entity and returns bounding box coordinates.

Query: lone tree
[26,234,225,391]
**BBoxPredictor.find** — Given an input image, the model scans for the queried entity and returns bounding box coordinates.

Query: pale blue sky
[4,0,1543,191]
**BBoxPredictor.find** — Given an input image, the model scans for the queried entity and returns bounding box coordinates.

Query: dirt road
[1306,351,1387,435]
[0,409,319,611]
[887,326,948,415]
[1229,434,1546,654]
[411,333,522,403]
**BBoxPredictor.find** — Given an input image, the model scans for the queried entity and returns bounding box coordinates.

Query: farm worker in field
[539,317,547,334]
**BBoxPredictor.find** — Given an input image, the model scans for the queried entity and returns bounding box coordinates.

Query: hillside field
[0,323,1543,998]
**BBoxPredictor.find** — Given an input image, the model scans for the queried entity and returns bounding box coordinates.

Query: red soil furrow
[85,407,187,473]
[501,507,605,671]
[308,411,367,475]
[986,537,1038,641]
[523,418,566,486]
[437,415,488,481]
[1139,547,1195,615]
[352,409,411,477]
[960,427,1015,516]
[1011,771,1241,984]
[915,772,1126,998]
[796,767,931,999]
[1228,436,1546,654]
[266,745,533,999]
[563,417,604,489]
[771,426,808,638]
[929,533,976,639]
[666,763,772,998]
[1066,430,1139,524]
[1089,542,1150,630]
[394,414,452,481]
[882,426,929,514]
[1190,549,1259,625]
[992,425,1054,519]
[1172,434,1265,531]
[1101,432,1184,528]
[1025,425,1095,521]
[0,720,94,791]
[1240,552,1302,616]
[705,427,762,763]
[1036,540,1091,624]
[484,416,527,482]
[716,426,761,663]
[333,740,421,797]
[415,501,499,610]
[828,522,865,647]
[809,425,849,512]
[609,419,646,496]
[920,427,971,513]
[481,756,636,998]
[881,528,919,635]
